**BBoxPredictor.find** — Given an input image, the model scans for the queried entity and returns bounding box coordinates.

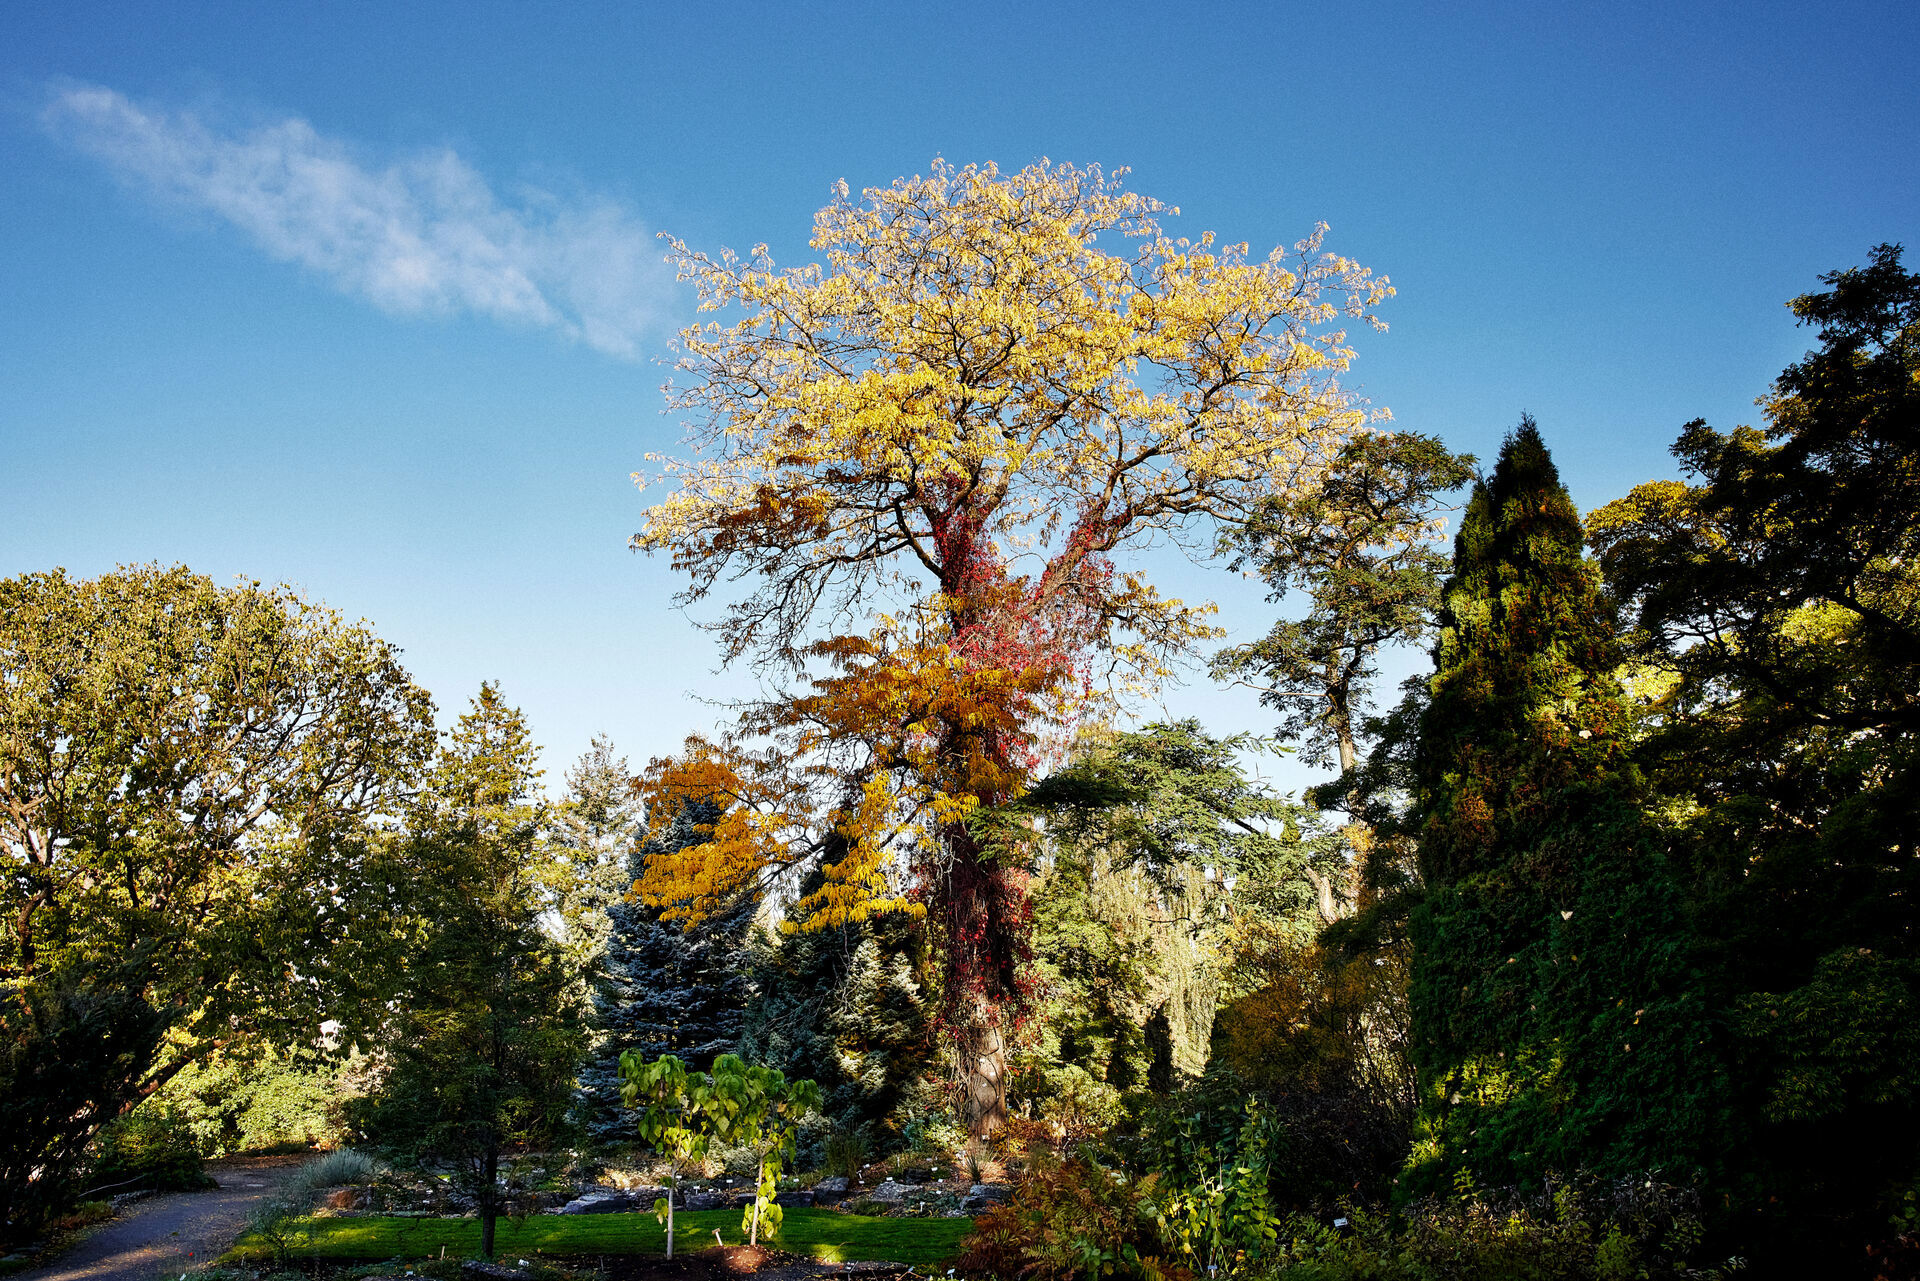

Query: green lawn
[225,1209,973,1267]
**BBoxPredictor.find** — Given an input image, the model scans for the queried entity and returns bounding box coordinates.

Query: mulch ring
[593,1247,916,1281]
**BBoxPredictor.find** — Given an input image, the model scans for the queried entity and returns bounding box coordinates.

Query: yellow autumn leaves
[629,158,1389,933]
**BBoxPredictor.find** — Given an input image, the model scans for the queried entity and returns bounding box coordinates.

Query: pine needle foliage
[736,846,935,1155]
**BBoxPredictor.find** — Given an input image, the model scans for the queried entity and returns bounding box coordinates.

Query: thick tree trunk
[938,808,1025,1139]
[957,1011,1008,1137]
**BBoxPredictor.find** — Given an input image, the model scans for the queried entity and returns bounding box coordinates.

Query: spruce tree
[349,685,586,1260]
[578,797,753,1147]
[737,851,934,1151]
[1405,418,1717,1190]
[548,735,645,963]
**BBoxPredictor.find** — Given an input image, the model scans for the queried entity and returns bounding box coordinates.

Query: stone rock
[961,1183,1012,1212]
[678,1191,729,1211]
[773,1189,815,1208]
[867,1179,913,1203]
[460,1262,530,1281]
[812,1175,850,1194]
[556,1190,631,1214]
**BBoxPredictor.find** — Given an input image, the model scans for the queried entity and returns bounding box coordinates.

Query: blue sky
[4,0,1916,791]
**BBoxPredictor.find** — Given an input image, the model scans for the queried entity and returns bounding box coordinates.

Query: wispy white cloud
[43,83,670,358]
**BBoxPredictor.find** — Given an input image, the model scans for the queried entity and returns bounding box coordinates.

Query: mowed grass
[225,1209,973,1267]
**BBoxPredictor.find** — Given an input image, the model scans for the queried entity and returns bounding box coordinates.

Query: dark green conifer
[737,844,934,1152]
[1406,418,1718,1190]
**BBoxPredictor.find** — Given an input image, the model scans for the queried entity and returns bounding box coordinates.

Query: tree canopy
[0,565,434,1228]
[631,159,1390,1131]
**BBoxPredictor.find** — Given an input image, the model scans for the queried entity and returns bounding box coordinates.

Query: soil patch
[594,1248,914,1281]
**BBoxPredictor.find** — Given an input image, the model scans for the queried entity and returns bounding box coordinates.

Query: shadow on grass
[222,1209,973,1268]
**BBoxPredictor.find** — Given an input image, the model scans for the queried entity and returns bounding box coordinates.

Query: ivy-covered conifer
[1405,418,1717,1190]
[578,797,753,1146]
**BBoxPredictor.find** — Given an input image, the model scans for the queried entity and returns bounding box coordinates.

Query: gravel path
[18,1157,307,1281]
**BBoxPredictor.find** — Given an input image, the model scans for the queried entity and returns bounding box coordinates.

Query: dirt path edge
[14,1157,306,1281]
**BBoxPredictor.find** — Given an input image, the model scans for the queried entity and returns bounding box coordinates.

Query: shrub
[86,1106,210,1195]
[901,1102,966,1158]
[296,1148,377,1189]
[1134,1070,1408,1215]
[955,1156,1189,1281]
[1146,1097,1285,1276]
[1264,1175,1741,1281]
[243,1190,309,1269]
[823,1129,868,1180]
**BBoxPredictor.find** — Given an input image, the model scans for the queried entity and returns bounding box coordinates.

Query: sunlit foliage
[629,160,1387,1130]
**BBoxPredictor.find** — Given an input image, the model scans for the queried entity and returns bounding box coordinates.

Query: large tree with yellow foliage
[630,159,1389,1133]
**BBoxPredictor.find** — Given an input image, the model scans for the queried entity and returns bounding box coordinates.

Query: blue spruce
[578,797,753,1146]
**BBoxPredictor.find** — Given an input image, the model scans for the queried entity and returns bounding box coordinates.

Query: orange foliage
[630,622,1061,933]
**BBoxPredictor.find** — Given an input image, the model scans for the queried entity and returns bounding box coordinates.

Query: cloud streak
[43,83,670,358]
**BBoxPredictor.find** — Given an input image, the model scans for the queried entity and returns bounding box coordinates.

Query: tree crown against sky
[629,158,1392,924]
[628,158,1392,1132]
[637,157,1391,679]
[0,563,434,1052]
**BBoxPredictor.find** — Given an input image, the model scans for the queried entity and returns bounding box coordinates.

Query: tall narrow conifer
[1406,418,1717,1189]
[736,845,935,1150]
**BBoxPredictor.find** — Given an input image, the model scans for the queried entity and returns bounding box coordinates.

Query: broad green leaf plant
[618,1052,716,1259]
[709,1054,824,1245]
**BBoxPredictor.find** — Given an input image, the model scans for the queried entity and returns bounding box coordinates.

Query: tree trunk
[957,1012,1008,1138]
[480,1143,499,1260]
[664,1185,676,1259]
[937,807,1024,1139]
[748,1171,759,1245]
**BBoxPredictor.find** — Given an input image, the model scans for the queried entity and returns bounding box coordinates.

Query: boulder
[773,1189,815,1208]
[556,1190,631,1214]
[678,1190,729,1211]
[866,1179,913,1203]
[323,1187,369,1211]
[961,1183,1012,1212]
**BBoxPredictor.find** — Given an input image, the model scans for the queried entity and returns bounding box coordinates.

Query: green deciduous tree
[708,1055,823,1246]
[619,1052,717,1259]
[1216,431,1475,778]
[0,565,433,1235]
[1588,245,1920,1262]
